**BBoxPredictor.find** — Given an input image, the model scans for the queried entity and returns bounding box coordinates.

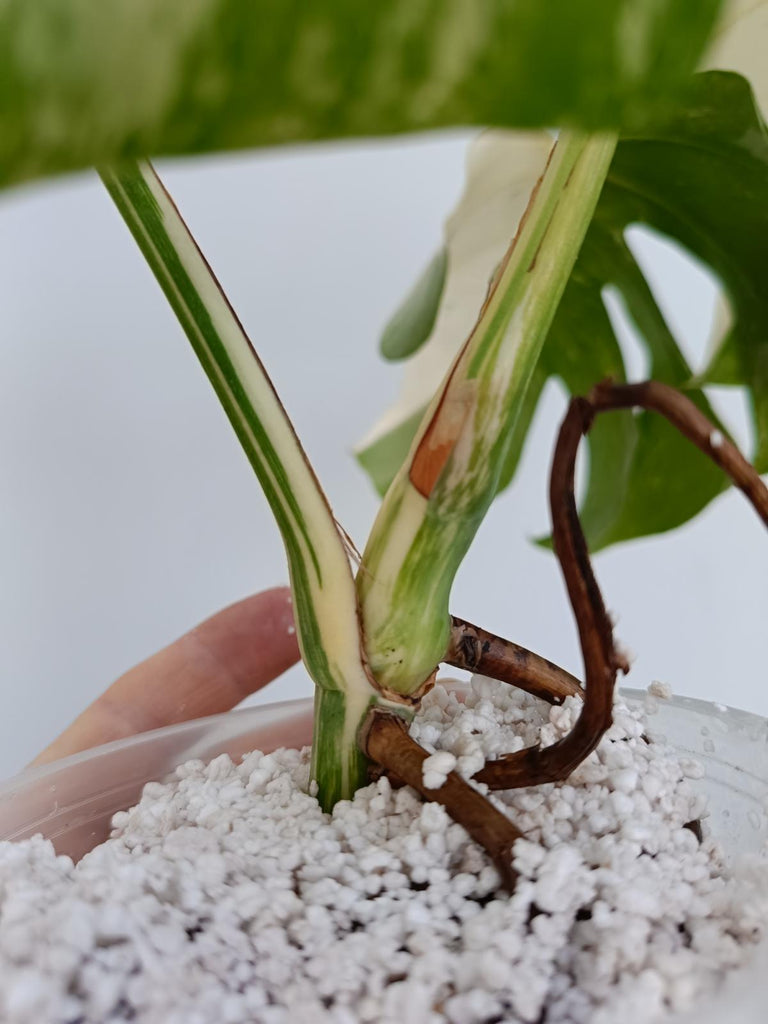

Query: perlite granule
[0,678,766,1024]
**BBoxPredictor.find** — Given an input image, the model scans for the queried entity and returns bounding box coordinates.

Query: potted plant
[0,2,767,1021]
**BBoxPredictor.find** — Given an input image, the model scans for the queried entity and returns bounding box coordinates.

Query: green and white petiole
[357,132,618,695]
[101,161,399,809]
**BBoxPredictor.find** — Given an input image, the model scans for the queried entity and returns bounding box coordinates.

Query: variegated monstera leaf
[358,69,768,549]
[0,0,726,189]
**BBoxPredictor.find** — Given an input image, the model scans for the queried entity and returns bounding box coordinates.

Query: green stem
[358,131,618,694]
[310,689,373,811]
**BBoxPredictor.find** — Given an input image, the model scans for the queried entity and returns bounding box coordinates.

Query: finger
[31,587,300,766]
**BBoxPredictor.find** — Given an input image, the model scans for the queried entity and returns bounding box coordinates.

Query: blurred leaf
[356,406,426,497]
[612,71,768,475]
[380,249,446,361]
[704,0,768,120]
[703,331,742,386]
[545,229,726,550]
[537,253,638,550]
[0,0,722,188]
[360,72,768,547]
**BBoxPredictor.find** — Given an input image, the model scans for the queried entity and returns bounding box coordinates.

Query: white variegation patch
[357,130,552,456]
[705,0,768,118]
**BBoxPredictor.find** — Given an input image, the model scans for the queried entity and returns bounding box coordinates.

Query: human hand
[31,588,300,767]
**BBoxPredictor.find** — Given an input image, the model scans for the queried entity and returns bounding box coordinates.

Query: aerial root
[362,709,521,892]
[446,616,582,704]
[475,379,768,790]
[363,380,768,883]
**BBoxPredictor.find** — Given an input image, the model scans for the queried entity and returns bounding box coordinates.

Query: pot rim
[4,684,764,794]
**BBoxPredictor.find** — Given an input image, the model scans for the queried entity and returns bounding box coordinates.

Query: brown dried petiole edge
[475,378,768,790]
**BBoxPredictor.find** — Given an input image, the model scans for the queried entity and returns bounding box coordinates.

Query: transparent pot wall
[0,698,315,862]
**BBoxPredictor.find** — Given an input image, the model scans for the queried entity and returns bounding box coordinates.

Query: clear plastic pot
[0,696,315,862]
[1,687,767,862]
[0,686,766,1022]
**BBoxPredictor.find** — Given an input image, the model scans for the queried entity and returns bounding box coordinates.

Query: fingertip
[189,587,301,699]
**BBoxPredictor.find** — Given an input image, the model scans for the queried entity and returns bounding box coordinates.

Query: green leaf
[356,406,427,496]
[360,71,768,548]
[0,0,722,188]
[380,249,447,361]
[611,70,768,477]
[536,259,638,550]
[543,229,728,550]
[702,330,742,386]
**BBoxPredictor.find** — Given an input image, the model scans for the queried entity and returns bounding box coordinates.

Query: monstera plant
[3,0,768,864]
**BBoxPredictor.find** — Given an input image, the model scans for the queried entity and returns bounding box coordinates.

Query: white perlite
[422,750,457,789]
[1,678,767,1024]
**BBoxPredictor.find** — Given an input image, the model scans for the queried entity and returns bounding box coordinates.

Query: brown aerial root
[446,616,582,704]
[361,709,521,892]
[475,378,768,790]
[587,380,768,526]
[362,379,768,885]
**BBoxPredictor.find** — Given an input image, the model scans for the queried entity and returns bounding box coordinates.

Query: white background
[0,134,765,779]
